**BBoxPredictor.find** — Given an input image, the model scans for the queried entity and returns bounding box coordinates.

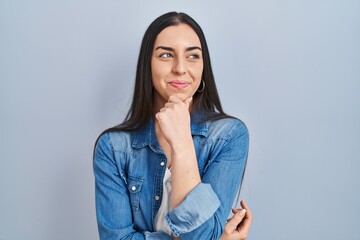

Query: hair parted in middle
[111,11,231,132]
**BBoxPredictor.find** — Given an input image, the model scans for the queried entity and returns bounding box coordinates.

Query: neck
[153,93,167,114]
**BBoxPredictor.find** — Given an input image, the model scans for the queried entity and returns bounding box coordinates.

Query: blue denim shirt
[94,115,249,239]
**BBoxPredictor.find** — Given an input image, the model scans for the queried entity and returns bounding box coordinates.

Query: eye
[188,53,200,59]
[159,53,173,58]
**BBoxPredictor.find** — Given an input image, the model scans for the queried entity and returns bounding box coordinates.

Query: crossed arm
[156,95,252,239]
[94,95,252,239]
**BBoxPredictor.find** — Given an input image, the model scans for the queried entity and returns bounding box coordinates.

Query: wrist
[169,134,193,155]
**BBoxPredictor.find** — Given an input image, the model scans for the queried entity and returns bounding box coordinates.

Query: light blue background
[1,0,359,239]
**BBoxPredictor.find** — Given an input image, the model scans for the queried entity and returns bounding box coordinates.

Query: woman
[94,12,252,239]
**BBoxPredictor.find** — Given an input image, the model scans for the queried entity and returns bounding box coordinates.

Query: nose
[172,58,186,75]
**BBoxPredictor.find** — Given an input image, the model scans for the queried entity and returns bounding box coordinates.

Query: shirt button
[131,185,137,191]
[160,162,165,167]
[154,195,160,201]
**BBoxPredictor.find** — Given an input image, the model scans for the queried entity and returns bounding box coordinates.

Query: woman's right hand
[219,200,253,240]
[155,95,192,148]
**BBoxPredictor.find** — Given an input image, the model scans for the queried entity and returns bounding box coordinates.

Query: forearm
[170,136,201,208]
[166,120,249,239]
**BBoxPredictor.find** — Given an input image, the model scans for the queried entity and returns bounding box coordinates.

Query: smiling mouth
[168,81,190,89]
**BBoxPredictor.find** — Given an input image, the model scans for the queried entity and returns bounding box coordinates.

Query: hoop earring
[197,80,205,93]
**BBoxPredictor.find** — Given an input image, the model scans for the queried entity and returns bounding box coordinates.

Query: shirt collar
[131,112,208,150]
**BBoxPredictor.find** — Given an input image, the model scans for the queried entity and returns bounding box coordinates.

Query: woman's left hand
[219,200,253,240]
[155,95,192,148]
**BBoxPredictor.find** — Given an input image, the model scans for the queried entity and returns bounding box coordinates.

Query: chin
[169,93,192,101]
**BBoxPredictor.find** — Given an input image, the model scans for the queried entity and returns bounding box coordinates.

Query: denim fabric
[94,114,249,239]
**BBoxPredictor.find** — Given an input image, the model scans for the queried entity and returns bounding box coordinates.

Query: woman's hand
[219,200,253,240]
[155,95,192,148]
[156,95,200,208]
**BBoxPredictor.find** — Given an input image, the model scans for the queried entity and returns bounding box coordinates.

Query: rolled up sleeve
[165,183,220,237]
[164,120,249,239]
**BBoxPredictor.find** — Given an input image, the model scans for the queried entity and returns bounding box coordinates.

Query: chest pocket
[127,175,144,211]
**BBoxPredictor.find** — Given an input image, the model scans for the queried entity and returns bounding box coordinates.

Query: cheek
[151,60,158,79]
[151,60,168,81]
[193,63,204,82]
[190,65,204,93]
[151,63,162,89]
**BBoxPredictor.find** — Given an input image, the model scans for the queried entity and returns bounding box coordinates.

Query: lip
[168,80,190,90]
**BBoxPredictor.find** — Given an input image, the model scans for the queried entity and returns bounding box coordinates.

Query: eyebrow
[155,46,202,51]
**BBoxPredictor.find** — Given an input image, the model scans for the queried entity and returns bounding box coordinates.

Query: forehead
[154,24,201,47]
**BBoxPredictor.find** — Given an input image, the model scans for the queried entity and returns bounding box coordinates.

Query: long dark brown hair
[94,12,246,204]
[99,12,231,137]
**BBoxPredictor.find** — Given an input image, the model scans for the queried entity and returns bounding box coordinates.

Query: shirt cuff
[144,231,172,240]
[165,183,220,237]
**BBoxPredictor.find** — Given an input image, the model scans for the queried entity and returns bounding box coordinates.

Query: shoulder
[95,129,133,153]
[206,117,248,142]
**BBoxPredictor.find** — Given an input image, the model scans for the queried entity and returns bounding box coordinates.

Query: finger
[164,102,175,108]
[240,200,253,222]
[236,200,253,235]
[219,231,242,240]
[232,208,239,214]
[158,107,167,112]
[240,200,248,210]
[155,108,168,121]
[184,97,193,109]
[226,209,240,222]
[168,95,182,103]
[223,209,246,235]
[219,230,242,240]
